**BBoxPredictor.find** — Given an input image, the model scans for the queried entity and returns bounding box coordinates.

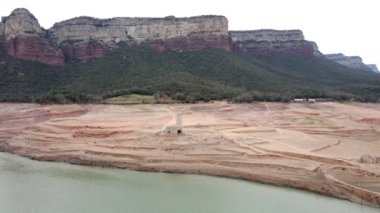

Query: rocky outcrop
[2,8,64,65]
[6,36,65,65]
[61,40,107,60]
[1,9,230,64]
[229,30,321,56]
[50,15,230,53]
[367,64,379,73]
[325,54,374,72]
[148,34,230,52]
[230,29,305,42]
[1,8,326,65]
[3,8,43,39]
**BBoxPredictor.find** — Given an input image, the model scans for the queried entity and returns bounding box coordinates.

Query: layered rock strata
[2,8,64,65]
[5,36,65,65]
[1,8,329,65]
[50,15,231,54]
[229,30,321,56]
[1,9,231,63]
[325,53,375,72]
[60,40,107,61]
[367,64,379,73]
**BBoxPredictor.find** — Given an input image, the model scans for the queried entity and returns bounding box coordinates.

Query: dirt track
[0,102,380,207]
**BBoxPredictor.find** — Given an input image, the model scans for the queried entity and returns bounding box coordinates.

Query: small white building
[162,113,183,134]
[294,98,305,103]
[293,98,315,103]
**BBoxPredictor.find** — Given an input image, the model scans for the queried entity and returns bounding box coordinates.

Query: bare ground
[0,102,380,207]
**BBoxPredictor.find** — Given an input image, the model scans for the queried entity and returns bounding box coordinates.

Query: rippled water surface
[0,152,378,213]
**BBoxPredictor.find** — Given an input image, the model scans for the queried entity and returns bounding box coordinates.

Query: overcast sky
[1,0,379,66]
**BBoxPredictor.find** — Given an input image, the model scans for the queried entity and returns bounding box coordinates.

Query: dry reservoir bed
[0,102,379,207]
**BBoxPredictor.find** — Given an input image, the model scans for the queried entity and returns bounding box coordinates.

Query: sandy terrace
[0,102,380,207]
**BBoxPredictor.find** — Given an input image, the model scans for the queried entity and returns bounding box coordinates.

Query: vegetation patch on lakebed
[103,94,155,105]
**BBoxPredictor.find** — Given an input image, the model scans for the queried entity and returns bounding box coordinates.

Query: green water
[0,152,378,213]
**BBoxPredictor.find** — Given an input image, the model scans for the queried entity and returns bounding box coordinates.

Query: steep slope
[230,30,321,57]
[325,53,374,73]
[367,64,379,73]
[3,8,64,65]
[1,43,380,103]
[50,15,230,57]
[251,56,380,100]
[1,8,327,65]
[1,8,230,63]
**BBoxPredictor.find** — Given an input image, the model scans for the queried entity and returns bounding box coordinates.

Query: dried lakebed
[0,102,380,208]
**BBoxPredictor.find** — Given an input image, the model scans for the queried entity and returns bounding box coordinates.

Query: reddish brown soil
[0,102,379,207]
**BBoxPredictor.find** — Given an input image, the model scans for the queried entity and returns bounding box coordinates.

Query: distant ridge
[0,8,380,103]
[1,8,320,65]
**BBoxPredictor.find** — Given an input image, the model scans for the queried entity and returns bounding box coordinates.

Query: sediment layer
[0,102,379,207]
[1,8,321,64]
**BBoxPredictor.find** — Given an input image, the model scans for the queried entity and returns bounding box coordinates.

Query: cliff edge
[2,8,64,65]
[229,30,322,57]
[325,53,377,73]
[50,15,231,60]
[0,8,327,65]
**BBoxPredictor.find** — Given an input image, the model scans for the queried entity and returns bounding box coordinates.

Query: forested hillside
[1,42,380,103]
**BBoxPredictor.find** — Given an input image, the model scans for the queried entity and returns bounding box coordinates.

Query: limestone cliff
[230,29,305,42]
[1,9,229,63]
[1,8,327,65]
[3,8,43,39]
[50,15,230,58]
[1,8,64,65]
[367,64,379,73]
[229,30,321,56]
[325,54,374,72]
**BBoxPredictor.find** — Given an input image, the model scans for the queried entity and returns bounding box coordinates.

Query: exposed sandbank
[0,102,379,207]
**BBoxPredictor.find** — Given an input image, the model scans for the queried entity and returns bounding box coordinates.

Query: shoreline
[0,102,379,207]
[1,147,379,208]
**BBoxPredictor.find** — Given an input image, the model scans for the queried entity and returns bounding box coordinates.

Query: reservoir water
[0,152,378,213]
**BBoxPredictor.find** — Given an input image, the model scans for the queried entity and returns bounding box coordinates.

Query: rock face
[147,34,231,52]
[3,8,43,39]
[2,8,64,65]
[60,40,107,61]
[325,54,374,72]
[50,15,230,54]
[1,9,230,63]
[6,36,65,65]
[1,8,325,65]
[367,64,379,73]
[229,30,321,56]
